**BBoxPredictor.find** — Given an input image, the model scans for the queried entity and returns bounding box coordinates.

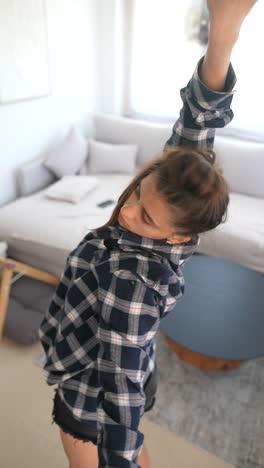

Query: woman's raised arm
[165,0,257,150]
[201,0,257,91]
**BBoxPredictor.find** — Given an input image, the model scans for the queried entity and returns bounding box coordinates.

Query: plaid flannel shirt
[38,57,236,467]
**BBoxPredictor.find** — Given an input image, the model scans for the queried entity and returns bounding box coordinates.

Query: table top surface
[159,253,264,360]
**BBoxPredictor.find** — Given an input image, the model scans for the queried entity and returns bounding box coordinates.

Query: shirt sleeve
[38,257,73,357]
[165,56,237,151]
[96,269,161,468]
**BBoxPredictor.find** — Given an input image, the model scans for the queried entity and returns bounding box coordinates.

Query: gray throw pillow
[87,139,138,174]
[44,126,88,178]
[17,156,57,197]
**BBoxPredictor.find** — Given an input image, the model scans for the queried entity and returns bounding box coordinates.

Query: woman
[38,1,257,467]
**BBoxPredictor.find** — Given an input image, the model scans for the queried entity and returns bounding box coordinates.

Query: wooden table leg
[0,257,60,341]
[165,336,245,371]
[0,262,15,340]
[0,257,60,286]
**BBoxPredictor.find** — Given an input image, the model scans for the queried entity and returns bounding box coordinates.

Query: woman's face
[118,173,191,244]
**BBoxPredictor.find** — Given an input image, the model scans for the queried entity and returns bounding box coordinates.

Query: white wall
[0,0,98,206]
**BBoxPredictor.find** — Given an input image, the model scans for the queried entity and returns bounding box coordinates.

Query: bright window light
[129,0,264,137]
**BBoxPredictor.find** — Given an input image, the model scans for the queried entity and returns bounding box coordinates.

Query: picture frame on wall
[0,0,51,104]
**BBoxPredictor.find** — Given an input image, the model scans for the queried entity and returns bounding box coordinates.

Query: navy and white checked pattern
[38,57,236,467]
[166,57,236,149]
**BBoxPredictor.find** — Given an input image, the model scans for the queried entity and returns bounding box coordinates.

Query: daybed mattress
[0,174,133,276]
[197,192,264,274]
[0,176,263,275]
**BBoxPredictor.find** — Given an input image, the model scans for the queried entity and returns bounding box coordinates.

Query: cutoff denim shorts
[51,364,158,445]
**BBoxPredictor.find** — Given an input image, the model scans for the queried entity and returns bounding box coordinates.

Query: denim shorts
[51,364,158,445]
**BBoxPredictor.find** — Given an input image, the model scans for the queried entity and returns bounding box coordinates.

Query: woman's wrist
[205,39,235,68]
[201,44,234,92]
[208,29,239,51]
[200,26,238,92]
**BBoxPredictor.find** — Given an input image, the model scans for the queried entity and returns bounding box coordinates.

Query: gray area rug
[146,331,264,468]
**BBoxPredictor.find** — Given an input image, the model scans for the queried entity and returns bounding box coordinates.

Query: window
[128,0,204,120]
[227,1,264,139]
[127,0,264,139]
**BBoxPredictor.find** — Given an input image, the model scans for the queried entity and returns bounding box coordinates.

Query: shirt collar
[92,223,200,268]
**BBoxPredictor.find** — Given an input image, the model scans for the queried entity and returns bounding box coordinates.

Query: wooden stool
[0,257,60,340]
[165,337,245,371]
[160,254,264,372]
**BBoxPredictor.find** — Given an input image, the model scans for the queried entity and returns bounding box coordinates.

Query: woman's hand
[201,0,258,91]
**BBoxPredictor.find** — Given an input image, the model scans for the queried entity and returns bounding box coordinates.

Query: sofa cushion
[87,139,138,174]
[17,155,57,197]
[93,114,264,199]
[0,174,134,276]
[214,136,264,199]
[93,113,169,167]
[0,185,263,277]
[44,126,88,177]
[197,192,264,274]
[43,175,99,203]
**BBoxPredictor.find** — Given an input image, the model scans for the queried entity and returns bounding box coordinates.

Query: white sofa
[0,113,264,277]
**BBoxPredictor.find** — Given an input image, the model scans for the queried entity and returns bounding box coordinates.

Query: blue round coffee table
[159,253,264,370]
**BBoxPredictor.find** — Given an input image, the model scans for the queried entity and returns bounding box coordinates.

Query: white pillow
[87,139,138,174]
[44,126,88,178]
[43,176,99,203]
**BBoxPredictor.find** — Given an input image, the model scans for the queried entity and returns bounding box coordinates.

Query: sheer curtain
[126,0,204,121]
[226,1,264,140]
[125,0,264,140]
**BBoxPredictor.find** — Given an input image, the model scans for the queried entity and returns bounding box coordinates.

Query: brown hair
[95,145,230,237]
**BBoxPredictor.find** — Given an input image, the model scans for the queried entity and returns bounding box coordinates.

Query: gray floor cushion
[3,276,56,345]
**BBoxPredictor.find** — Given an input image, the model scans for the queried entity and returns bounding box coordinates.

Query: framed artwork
[0,0,51,104]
